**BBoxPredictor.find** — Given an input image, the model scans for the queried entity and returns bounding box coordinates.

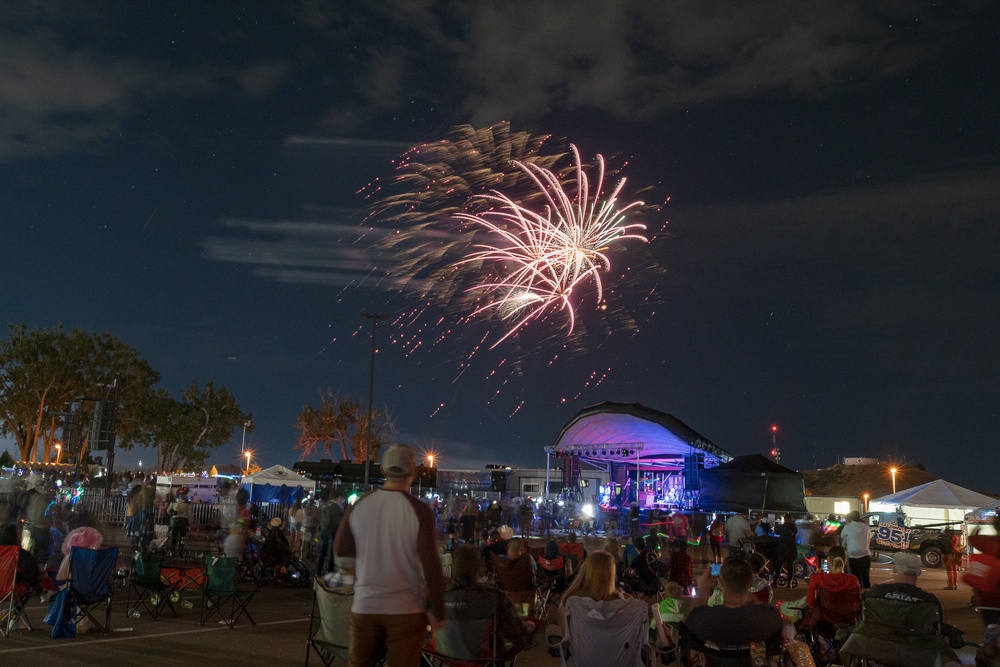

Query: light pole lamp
[241,419,252,454]
[362,311,387,487]
[245,451,252,477]
[890,467,897,494]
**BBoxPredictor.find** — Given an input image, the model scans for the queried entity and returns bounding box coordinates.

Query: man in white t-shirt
[840,510,872,588]
[334,445,445,667]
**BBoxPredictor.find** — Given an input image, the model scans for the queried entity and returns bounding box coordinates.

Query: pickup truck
[861,511,959,568]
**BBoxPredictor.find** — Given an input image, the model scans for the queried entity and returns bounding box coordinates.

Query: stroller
[256,521,310,587]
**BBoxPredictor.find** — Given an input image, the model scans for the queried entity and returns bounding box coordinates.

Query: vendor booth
[545,402,732,521]
[868,479,996,526]
[698,454,807,514]
[241,464,316,504]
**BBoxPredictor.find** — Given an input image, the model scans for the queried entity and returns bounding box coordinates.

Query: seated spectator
[537,540,565,577]
[746,552,773,604]
[806,545,859,608]
[0,522,40,592]
[223,522,247,560]
[668,541,694,590]
[866,551,939,605]
[684,558,783,662]
[480,528,507,570]
[559,532,587,576]
[493,538,540,617]
[445,544,534,659]
[839,552,959,666]
[602,537,625,584]
[556,550,631,631]
[624,535,661,597]
[622,533,641,567]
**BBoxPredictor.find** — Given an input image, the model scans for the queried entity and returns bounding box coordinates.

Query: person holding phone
[685,558,784,660]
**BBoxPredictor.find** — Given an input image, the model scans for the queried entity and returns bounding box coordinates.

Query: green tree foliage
[0,324,159,463]
[0,449,15,467]
[294,391,395,463]
[147,381,250,473]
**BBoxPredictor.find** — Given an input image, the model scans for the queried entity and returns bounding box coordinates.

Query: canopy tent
[241,464,315,504]
[869,479,997,526]
[698,454,807,513]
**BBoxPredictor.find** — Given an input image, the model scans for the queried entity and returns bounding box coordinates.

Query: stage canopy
[699,454,807,513]
[546,402,732,468]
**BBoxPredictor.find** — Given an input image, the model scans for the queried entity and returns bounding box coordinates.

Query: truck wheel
[921,546,943,568]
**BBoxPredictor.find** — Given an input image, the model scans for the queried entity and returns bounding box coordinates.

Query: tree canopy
[295,390,395,463]
[0,324,248,470]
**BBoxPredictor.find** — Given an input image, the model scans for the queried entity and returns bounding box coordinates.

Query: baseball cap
[381,445,416,480]
[893,551,922,577]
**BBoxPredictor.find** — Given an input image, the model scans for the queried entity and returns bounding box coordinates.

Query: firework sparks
[455,145,648,346]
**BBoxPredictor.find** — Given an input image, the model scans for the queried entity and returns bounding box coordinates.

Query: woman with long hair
[561,550,625,604]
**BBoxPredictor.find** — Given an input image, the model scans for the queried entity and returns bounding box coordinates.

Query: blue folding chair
[69,546,119,635]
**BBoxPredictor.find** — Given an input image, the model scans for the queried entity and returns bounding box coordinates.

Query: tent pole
[761,476,768,515]
[636,447,641,506]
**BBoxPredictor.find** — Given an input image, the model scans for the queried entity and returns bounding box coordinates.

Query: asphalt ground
[1,530,988,666]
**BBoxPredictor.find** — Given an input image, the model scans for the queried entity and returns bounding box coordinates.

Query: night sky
[3,3,999,491]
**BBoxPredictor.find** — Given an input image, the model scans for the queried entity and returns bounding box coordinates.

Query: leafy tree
[0,324,159,463]
[0,449,14,467]
[146,381,250,473]
[294,391,359,460]
[294,391,395,463]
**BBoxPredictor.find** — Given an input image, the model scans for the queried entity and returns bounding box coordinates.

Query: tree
[0,449,14,467]
[146,381,249,473]
[294,391,359,460]
[350,407,396,465]
[0,324,159,463]
[294,391,395,464]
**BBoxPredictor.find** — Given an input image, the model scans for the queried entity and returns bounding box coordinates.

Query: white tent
[869,479,996,526]
[241,464,315,503]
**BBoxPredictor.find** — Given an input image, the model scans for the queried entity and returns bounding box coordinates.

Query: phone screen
[710,563,721,576]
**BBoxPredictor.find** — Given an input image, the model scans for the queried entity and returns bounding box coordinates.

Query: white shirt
[841,521,871,558]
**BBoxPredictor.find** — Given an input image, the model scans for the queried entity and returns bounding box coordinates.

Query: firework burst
[455,145,648,346]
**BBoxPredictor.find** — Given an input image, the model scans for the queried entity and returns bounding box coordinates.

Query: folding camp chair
[559,596,650,667]
[305,578,354,666]
[799,583,861,664]
[200,556,256,628]
[838,594,961,667]
[678,622,784,666]
[69,546,119,635]
[423,588,511,667]
[1,545,33,636]
[492,556,538,620]
[125,550,177,620]
[305,579,386,667]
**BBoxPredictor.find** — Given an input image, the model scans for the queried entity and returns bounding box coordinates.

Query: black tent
[698,454,806,513]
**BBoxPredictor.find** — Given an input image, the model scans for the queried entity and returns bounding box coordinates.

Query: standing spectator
[708,515,725,564]
[300,498,319,560]
[668,541,694,591]
[773,513,798,587]
[518,499,534,538]
[287,498,303,554]
[669,510,690,548]
[724,511,754,556]
[943,530,961,590]
[840,510,872,588]
[334,445,445,667]
[22,483,52,564]
[967,515,1000,626]
[124,484,142,537]
[316,493,344,576]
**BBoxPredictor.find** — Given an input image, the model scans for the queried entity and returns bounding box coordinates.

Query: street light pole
[241,419,251,455]
[362,312,387,488]
[890,467,897,494]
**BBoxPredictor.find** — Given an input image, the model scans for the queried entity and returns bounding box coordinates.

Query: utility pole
[362,312,387,488]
